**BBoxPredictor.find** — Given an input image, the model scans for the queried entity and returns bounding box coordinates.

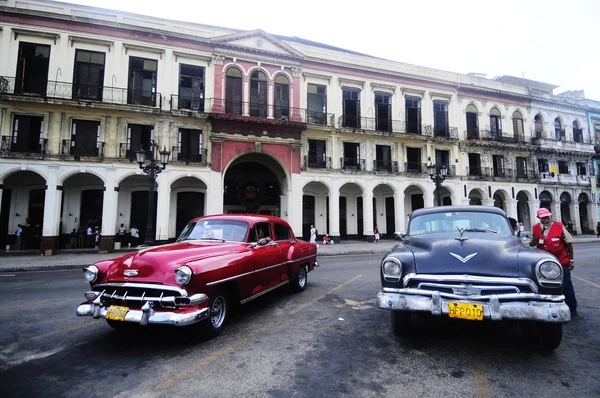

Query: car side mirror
[394,232,405,241]
[257,238,268,245]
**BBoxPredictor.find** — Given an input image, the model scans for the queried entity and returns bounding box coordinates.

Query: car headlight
[382,257,402,281]
[83,265,98,283]
[175,266,193,286]
[538,261,562,280]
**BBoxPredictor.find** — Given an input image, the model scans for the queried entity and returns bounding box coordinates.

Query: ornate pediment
[211,29,303,60]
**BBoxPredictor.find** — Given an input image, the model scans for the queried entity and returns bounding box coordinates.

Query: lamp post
[427,163,448,207]
[135,141,170,246]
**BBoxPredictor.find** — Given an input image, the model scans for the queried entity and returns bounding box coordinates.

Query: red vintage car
[76,214,318,338]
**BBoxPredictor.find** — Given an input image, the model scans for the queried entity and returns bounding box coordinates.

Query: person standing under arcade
[529,208,578,316]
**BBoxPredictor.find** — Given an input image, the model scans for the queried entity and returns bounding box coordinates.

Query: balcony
[538,171,557,183]
[60,139,105,157]
[403,162,428,174]
[171,147,208,164]
[492,168,513,180]
[467,166,490,178]
[465,128,480,140]
[373,159,398,173]
[340,158,365,172]
[432,126,459,140]
[170,94,207,113]
[209,98,307,124]
[306,111,336,128]
[1,135,47,156]
[576,175,591,186]
[481,130,529,144]
[558,174,577,184]
[0,77,162,109]
[303,155,331,170]
[515,170,536,180]
[531,132,594,151]
[119,143,155,161]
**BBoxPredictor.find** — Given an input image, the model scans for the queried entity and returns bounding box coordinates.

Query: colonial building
[0,0,596,253]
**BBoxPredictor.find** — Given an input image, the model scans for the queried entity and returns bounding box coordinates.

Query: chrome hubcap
[211,296,226,328]
[298,268,306,288]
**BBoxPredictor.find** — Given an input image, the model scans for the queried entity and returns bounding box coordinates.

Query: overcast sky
[62,0,600,100]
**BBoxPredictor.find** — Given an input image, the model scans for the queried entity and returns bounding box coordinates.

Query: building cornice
[11,27,60,44]
[457,85,530,103]
[68,35,114,51]
[123,42,165,59]
[172,50,212,64]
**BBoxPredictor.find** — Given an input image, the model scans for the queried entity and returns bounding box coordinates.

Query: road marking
[573,275,600,289]
[153,274,363,391]
[0,274,15,277]
[473,357,490,398]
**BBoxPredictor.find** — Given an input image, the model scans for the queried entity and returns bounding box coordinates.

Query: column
[290,67,303,122]
[211,55,225,113]
[155,174,171,243]
[506,199,518,220]
[394,189,406,233]
[528,200,540,230]
[100,170,118,252]
[329,184,340,243]
[572,202,581,235]
[363,188,374,242]
[41,170,61,255]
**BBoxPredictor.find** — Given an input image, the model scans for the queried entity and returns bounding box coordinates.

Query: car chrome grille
[417,282,521,297]
[91,283,187,308]
[403,274,537,297]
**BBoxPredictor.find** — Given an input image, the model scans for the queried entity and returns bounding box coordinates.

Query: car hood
[105,241,249,283]
[408,234,522,277]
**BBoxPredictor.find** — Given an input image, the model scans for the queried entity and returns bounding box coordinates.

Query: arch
[572,120,580,129]
[0,167,47,183]
[578,192,589,203]
[250,69,268,118]
[493,189,510,211]
[251,69,267,81]
[466,104,478,113]
[534,114,544,133]
[274,74,289,84]
[302,179,332,193]
[225,66,243,77]
[554,117,562,129]
[468,188,486,205]
[224,151,290,184]
[58,169,106,185]
[512,110,523,119]
[560,192,572,203]
[539,190,553,202]
[490,107,501,116]
[373,182,396,195]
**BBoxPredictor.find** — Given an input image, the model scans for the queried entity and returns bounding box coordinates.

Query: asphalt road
[0,244,599,398]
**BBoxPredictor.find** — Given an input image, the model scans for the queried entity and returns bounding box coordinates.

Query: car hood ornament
[449,252,478,264]
[454,226,468,245]
[123,269,139,277]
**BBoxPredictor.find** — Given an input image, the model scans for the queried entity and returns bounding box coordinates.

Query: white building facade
[0,0,596,253]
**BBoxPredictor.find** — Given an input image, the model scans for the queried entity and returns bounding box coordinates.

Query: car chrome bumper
[377,289,571,323]
[76,302,210,326]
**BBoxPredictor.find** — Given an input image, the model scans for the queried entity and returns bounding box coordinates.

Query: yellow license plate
[448,302,484,321]
[106,305,129,321]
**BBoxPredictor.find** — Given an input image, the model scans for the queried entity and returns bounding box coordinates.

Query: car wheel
[290,265,307,293]
[520,321,562,351]
[202,288,229,339]
[391,311,412,335]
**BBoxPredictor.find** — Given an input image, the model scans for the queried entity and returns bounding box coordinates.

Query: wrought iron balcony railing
[433,126,459,140]
[0,135,47,155]
[405,121,423,135]
[304,155,331,169]
[467,166,490,177]
[171,146,208,163]
[0,77,163,108]
[338,114,361,129]
[465,128,480,140]
[403,162,428,174]
[481,130,529,144]
[340,157,365,171]
[60,139,104,157]
[306,111,336,127]
[492,168,513,179]
[120,143,155,161]
[208,98,307,123]
[515,170,535,179]
[170,94,208,112]
[373,159,398,173]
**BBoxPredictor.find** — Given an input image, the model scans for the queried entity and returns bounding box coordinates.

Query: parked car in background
[77,214,318,338]
[377,206,570,351]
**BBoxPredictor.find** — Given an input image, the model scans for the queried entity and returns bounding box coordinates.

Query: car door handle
[269,242,279,246]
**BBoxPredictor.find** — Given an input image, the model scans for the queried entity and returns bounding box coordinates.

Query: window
[558,160,569,174]
[538,158,549,173]
[516,157,528,178]
[178,129,203,162]
[225,67,242,115]
[576,162,586,176]
[342,142,360,169]
[375,93,391,132]
[273,223,291,240]
[534,114,543,136]
[466,104,479,139]
[71,120,101,156]
[15,42,50,96]
[405,97,422,134]
[405,147,422,173]
[435,149,449,169]
[274,75,289,120]
[307,139,326,168]
[573,121,583,143]
[554,118,564,141]
[433,101,449,137]
[11,115,44,153]
[128,57,157,106]
[252,222,272,242]
[178,64,205,111]
[342,88,360,128]
[489,108,502,136]
[512,111,524,139]
[250,70,267,117]
[468,153,482,176]
[375,145,392,171]
[492,155,505,177]
[73,50,105,101]
[127,124,154,159]
[307,84,327,125]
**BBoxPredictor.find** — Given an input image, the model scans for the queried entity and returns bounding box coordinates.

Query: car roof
[189,214,288,225]
[410,205,507,218]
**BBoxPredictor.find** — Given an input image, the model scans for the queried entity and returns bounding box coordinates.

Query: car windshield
[177,219,249,242]
[408,211,512,236]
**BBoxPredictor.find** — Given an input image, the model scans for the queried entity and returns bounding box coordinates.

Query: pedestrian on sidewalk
[596,222,600,238]
[86,225,93,248]
[70,228,77,248]
[309,224,317,244]
[373,225,380,243]
[130,225,139,247]
[118,223,126,242]
[529,208,578,316]
[15,224,23,250]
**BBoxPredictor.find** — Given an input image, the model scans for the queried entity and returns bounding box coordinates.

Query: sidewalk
[0,236,598,273]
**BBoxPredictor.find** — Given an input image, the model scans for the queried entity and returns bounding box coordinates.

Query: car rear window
[273,223,291,240]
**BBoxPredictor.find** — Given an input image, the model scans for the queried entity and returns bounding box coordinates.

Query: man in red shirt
[529,208,578,316]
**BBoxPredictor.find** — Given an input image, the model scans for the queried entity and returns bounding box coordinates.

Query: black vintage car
[377,205,570,350]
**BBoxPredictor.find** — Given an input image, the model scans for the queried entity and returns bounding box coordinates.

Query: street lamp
[136,141,170,245]
[427,163,448,207]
